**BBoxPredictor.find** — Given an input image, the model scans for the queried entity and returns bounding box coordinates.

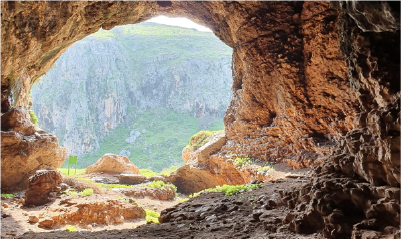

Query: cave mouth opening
[30,15,233,173]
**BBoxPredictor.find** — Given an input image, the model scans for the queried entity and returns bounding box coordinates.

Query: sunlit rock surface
[1,1,400,238]
[1,107,66,191]
[85,153,140,174]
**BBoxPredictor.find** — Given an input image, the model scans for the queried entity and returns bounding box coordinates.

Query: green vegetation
[190,183,262,197]
[139,165,177,177]
[29,111,39,126]
[176,197,189,203]
[77,108,224,171]
[145,181,177,194]
[65,189,78,197]
[188,130,223,150]
[145,209,160,224]
[97,183,133,190]
[139,169,158,177]
[257,165,275,173]
[65,225,77,232]
[80,188,93,197]
[234,157,253,168]
[57,168,86,177]
[1,194,14,199]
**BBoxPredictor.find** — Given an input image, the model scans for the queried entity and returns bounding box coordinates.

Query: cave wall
[1,1,399,192]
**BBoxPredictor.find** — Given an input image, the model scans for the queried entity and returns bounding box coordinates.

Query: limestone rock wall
[1,2,400,236]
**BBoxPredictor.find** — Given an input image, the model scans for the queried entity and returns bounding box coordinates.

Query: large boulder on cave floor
[86,153,140,174]
[1,107,66,191]
[167,132,255,194]
[25,170,63,206]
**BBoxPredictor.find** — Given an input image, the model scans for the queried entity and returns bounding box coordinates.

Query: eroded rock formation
[1,107,66,191]
[25,170,63,206]
[1,1,399,238]
[85,153,140,174]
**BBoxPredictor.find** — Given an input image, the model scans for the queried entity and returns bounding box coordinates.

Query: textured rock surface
[1,107,66,191]
[25,170,63,206]
[40,197,145,228]
[1,1,400,238]
[119,174,147,185]
[123,186,175,201]
[85,154,140,174]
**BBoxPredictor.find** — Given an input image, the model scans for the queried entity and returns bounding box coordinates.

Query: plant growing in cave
[190,183,262,197]
[80,188,93,197]
[65,225,77,232]
[29,110,39,126]
[145,209,160,223]
[188,130,223,150]
[234,157,253,168]
[145,180,177,194]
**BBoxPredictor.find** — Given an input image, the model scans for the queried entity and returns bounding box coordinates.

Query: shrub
[176,197,189,203]
[29,111,39,126]
[234,157,253,168]
[146,181,177,194]
[80,188,93,197]
[1,194,14,199]
[188,130,223,150]
[145,209,160,223]
[190,183,262,197]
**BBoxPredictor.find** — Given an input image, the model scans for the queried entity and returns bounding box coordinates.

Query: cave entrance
[30,15,233,173]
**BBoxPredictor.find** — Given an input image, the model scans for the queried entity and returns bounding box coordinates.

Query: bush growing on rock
[188,130,223,150]
[146,180,177,194]
[28,110,39,126]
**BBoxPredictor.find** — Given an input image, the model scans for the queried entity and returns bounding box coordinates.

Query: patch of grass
[145,181,177,194]
[1,194,14,199]
[139,169,158,177]
[159,165,177,176]
[176,197,189,203]
[65,225,77,232]
[97,183,133,190]
[145,209,160,224]
[65,189,78,197]
[190,183,262,197]
[80,188,93,197]
[257,165,275,173]
[57,168,86,177]
[234,157,253,168]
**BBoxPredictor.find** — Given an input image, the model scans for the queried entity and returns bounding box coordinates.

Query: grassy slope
[65,107,224,171]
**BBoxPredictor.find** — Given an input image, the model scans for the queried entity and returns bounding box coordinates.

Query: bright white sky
[146,15,212,32]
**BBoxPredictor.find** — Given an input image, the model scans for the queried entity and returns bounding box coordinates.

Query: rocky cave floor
[0,164,315,239]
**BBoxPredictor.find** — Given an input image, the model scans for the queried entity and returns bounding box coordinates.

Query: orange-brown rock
[123,186,175,201]
[1,1,400,238]
[45,197,145,228]
[25,170,63,206]
[1,107,66,191]
[119,174,147,185]
[86,154,139,174]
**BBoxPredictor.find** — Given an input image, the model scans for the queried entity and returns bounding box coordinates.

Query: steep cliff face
[30,22,232,170]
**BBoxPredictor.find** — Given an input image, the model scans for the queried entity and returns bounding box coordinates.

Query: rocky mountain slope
[31,22,232,170]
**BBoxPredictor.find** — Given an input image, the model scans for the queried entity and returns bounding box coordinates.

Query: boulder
[86,154,139,174]
[25,170,63,206]
[1,107,66,191]
[123,186,175,201]
[119,174,147,185]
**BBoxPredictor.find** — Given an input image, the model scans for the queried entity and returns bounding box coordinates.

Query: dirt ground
[2,163,314,238]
